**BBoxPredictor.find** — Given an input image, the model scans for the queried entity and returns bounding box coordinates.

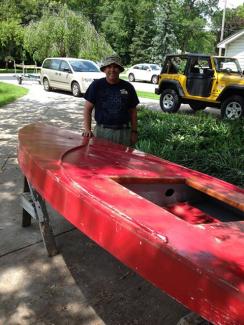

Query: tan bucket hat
[100,55,124,72]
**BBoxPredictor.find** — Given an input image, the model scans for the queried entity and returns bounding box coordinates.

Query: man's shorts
[94,124,131,146]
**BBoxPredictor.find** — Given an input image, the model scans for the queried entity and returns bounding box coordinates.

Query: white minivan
[41,57,104,96]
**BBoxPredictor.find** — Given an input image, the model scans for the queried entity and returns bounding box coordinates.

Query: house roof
[217,29,244,49]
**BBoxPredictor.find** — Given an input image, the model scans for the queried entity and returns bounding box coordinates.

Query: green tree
[176,0,218,53]
[129,1,155,64]
[0,0,53,24]
[99,0,137,64]
[0,0,225,67]
[65,0,102,28]
[149,0,179,63]
[0,0,20,20]
[211,4,244,43]
[129,24,154,64]
[24,5,113,63]
[0,19,24,65]
[187,30,216,54]
[98,0,219,64]
[0,0,63,64]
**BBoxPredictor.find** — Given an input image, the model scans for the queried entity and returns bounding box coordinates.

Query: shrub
[136,108,244,187]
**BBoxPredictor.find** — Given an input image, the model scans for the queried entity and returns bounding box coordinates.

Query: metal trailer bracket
[20,176,58,257]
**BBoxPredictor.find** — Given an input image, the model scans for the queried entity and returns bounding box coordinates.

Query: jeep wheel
[160,89,181,113]
[190,102,206,111]
[128,73,135,82]
[221,96,244,120]
[151,75,158,84]
[72,81,81,97]
[43,78,51,91]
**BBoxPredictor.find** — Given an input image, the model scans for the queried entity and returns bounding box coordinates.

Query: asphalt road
[0,73,157,93]
[130,80,157,93]
[0,73,220,118]
[0,73,161,111]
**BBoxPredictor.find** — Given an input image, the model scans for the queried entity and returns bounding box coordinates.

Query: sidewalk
[0,80,188,324]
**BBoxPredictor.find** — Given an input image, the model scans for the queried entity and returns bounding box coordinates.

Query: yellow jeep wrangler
[155,53,244,119]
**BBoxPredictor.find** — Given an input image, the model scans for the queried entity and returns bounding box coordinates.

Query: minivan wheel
[221,95,244,120]
[43,78,51,91]
[160,89,181,113]
[151,75,158,84]
[72,81,81,97]
[128,73,135,82]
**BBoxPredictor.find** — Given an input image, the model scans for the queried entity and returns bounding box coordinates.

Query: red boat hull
[18,123,244,325]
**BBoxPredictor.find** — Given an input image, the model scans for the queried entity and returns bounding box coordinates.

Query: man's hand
[82,130,94,137]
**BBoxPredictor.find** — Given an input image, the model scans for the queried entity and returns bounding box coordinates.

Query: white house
[217,29,244,71]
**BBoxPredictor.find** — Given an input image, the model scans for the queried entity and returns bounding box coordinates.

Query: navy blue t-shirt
[84,78,139,125]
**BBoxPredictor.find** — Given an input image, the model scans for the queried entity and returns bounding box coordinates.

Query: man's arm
[130,107,138,145]
[82,100,94,137]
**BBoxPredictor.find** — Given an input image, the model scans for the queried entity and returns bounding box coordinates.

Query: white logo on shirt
[120,89,128,95]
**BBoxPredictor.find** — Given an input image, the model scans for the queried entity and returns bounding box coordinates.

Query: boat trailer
[14,61,41,85]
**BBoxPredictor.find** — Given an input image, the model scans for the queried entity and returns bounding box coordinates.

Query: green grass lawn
[137,90,159,100]
[0,68,37,73]
[0,82,28,107]
[0,68,20,73]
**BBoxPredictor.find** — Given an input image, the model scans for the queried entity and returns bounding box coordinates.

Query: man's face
[104,64,121,83]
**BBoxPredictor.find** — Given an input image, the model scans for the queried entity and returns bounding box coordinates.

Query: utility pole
[219,0,227,56]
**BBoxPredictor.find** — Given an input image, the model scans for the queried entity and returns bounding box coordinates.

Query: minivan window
[69,60,99,72]
[42,59,52,69]
[50,59,60,70]
[60,60,70,72]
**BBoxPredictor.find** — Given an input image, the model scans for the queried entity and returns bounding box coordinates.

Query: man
[82,55,139,146]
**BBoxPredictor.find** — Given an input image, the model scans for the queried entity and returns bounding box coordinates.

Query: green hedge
[136,108,244,187]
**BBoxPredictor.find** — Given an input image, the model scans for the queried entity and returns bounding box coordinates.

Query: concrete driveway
[0,77,191,324]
